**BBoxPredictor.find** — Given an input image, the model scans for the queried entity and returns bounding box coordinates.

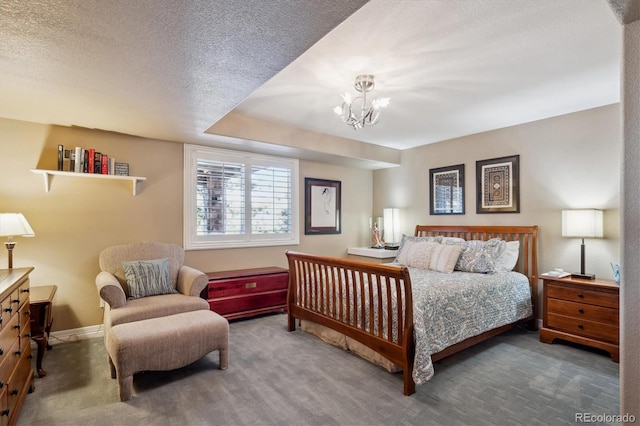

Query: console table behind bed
[286,225,538,396]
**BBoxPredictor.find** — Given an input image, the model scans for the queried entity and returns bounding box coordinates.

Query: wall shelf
[31,169,147,196]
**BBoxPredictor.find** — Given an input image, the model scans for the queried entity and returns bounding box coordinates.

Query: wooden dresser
[540,276,619,362]
[204,267,288,320]
[0,268,34,425]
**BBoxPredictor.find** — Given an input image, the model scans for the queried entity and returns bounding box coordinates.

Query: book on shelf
[114,162,129,176]
[74,147,82,173]
[88,148,95,173]
[101,154,109,174]
[57,145,64,171]
[52,145,133,177]
[63,149,71,171]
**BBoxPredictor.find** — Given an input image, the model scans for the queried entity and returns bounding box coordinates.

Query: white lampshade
[0,213,35,238]
[383,208,400,245]
[562,209,603,238]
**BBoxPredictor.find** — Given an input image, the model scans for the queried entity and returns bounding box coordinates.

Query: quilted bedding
[301,267,532,386]
[408,267,532,385]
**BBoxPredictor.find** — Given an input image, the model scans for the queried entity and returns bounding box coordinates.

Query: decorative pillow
[440,237,465,244]
[394,234,443,264]
[428,244,463,273]
[444,238,505,273]
[494,241,520,272]
[405,241,439,269]
[122,258,177,299]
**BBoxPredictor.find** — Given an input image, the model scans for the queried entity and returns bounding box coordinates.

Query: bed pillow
[394,234,443,264]
[405,241,438,269]
[494,240,520,272]
[428,244,463,273]
[122,258,177,299]
[444,238,505,273]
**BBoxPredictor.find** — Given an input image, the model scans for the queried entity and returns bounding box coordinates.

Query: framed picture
[429,164,465,215]
[476,154,520,214]
[305,178,341,234]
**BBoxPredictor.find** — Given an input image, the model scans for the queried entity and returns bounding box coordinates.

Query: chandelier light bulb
[334,75,390,130]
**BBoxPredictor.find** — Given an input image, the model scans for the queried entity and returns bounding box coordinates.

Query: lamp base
[571,272,596,280]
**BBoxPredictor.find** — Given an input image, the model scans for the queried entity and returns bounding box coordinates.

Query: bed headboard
[414,225,539,323]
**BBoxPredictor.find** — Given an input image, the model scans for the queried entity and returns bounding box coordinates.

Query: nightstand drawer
[547,283,618,308]
[547,313,618,343]
[546,299,618,325]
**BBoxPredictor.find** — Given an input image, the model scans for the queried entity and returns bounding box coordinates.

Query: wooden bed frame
[285,225,538,396]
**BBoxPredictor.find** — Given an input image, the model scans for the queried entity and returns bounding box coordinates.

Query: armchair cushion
[122,258,177,299]
[108,293,209,327]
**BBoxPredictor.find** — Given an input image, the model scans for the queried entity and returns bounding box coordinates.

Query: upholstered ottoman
[106,309,229,401]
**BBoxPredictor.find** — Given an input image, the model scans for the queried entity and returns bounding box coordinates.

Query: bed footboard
[285,251,416,395]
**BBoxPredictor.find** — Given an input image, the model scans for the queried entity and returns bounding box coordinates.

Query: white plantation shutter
[184,145,299,249]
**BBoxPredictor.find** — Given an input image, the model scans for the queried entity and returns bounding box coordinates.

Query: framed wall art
[429,164,465,215]
[304,177,341,234]
[476,154,520,214]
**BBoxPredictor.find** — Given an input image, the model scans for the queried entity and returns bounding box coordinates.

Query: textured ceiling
[0,0,621,165]
[0,0,366,144]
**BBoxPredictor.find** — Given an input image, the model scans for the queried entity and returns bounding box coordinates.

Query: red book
[101,154,109,174]
[88,148,95,173]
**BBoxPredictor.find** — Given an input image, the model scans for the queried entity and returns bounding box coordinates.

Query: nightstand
[347,247,398,264]
[540,276,619,362]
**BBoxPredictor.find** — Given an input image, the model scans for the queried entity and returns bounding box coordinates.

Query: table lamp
[383,208,400,249]
[0,213,35,269]
[561,209,603,279]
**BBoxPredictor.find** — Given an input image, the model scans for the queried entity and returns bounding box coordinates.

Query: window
[184,144,299,249]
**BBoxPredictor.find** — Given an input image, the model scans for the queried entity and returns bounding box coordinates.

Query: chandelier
[333,75,390,130]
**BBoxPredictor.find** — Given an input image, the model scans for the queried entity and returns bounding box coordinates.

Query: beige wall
[0,118,372,331]
[373,105,622,301]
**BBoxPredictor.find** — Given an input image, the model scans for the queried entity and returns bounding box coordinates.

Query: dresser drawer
[0,315,19,368]
[6,352,32,418]
[546,299,618,325]
[547,313,618,343]
[207,273,288,299]
[0,339,20,388]
[547,283,618,308]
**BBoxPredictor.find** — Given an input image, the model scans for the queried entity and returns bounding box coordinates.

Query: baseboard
[48,324,104,346]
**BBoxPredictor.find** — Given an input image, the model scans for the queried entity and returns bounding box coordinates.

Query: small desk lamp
[0,213,35,269]
[562,209,603,279]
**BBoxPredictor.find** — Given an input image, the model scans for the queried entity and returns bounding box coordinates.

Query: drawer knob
[0,348,3,356]
[14,350,21,356]
[1,409,8,416]
[0,316,3,324]
[22,288,30,293]
[578,324,584,329]
[10,389,18,396]
[4,307,12,314]
[12,299,20,304]
[0,381,4,388]
[578,308,584,314]
[245,282,257,289]
[577,293,584,298]
[13,324,20,330]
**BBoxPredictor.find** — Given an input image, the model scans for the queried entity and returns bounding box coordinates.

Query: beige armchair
[96,241,229,401]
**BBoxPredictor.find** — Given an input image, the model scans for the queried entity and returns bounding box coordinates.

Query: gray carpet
[18,314,619,425]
